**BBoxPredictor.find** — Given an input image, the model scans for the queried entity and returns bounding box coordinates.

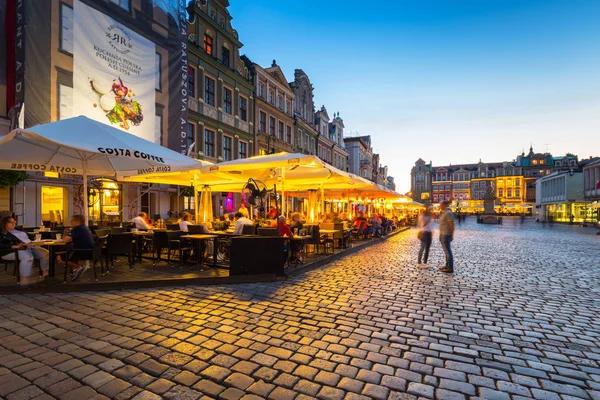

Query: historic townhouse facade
[344,136,373,180]
[410,159,432,202]
[329,113,348,172]
[315,106,333,164]
[242,58,294,155]
[583,158,600,203]
[187,0,254,163]
[289,70,318,156]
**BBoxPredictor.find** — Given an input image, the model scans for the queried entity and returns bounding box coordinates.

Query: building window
[268,90,274,105]
[539,160,544,165]
[187,123,195,151]
[498,189,504,197]
[277,95,283,110]
[58,84,73,120]
[154,115,162,145]
[515,189,521,197]
[515,178,520,186]
[188,66,195,98]
[204,76,215,106]
[285,100,291,115]
[223,87,232,114]
[269,116,275,136]
[433,185,438,191]
[239,97,248,121]
[109,0,130,10]
[155,53,162,91]
[278,121,284,140]
[473,182,479,188]
[259,111,266,132]
[223,136,232,161]
[239,141,247,159]
[203,34,213,55]
[60,4,74,54]
[258,83,265,99]
[533,160,538,165]
[204,129,215,157]
[507,188,512,197]
[445,185,450,191]
[286,126,292,144]
[222,46,230,67]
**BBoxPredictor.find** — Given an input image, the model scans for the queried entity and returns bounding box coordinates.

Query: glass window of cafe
[545,203,596,223]
[89,180,123,226]
[41,186,67,226]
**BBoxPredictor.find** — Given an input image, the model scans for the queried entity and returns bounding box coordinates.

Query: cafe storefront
[544,202,595,223]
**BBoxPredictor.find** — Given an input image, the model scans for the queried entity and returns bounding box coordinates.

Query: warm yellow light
[44,172,59,178]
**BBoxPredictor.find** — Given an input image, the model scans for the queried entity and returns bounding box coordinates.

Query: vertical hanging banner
[73,0,155,142]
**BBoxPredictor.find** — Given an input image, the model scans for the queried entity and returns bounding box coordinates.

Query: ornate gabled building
[242,58,294,155]
[187,0,255,163]
[315,105,333,164]
[289,69,318,155]
[329,113,348,172]
[410,159,432,202]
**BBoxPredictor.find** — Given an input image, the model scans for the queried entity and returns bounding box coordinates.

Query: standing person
[416,209,433,268]
[438,201,455,273]
[0,216,50,286]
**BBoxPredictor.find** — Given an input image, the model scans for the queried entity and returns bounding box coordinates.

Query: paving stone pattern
[0,220,599,399]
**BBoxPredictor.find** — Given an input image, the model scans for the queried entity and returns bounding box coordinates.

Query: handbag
[417,230,423,240]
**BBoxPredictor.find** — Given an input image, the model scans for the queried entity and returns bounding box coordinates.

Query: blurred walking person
[438,201,455,273]
[416,209,433,268]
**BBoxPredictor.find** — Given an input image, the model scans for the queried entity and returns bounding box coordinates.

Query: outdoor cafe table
[318,229,340,254]
[287,235,307,266]
[181,234,218,271]
[25,240,68,277]
[131,231,154,262]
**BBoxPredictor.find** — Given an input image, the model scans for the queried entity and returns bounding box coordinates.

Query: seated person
[278,216,293,237]
[355,212,367,222]
[179,212,193,232]
[59,215,94,281]
[0,216,49,286]
[131,212,153,230]
[232,212,253,235]
[289,212,303,234]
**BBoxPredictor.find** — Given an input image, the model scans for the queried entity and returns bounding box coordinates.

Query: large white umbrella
[0,116,201,223]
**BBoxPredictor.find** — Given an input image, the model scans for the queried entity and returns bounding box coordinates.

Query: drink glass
[55,233,62,241]
[35,234,42,241]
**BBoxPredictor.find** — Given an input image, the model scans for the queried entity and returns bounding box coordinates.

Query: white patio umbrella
[0,116,202,224]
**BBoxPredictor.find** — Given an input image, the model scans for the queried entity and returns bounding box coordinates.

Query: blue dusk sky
[228,0,600,192]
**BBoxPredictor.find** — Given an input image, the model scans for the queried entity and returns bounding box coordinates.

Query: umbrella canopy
[0,116,201,223]
[0,116,202,176]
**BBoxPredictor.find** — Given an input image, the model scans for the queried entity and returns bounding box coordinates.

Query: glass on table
[55,233,62,241]
[35,234,42,241]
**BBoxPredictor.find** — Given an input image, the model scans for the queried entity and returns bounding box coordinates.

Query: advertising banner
[73,0,155,142]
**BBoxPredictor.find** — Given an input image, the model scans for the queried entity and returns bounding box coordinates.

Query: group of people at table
[0,206,401,287]
[0,214,95,286]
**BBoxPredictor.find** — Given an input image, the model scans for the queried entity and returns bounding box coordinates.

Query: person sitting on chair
[0,216,49,286]
[60,215,94,281]
[131,212,153,230]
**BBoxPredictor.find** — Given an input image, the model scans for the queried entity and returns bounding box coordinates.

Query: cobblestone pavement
[0,219,599,400]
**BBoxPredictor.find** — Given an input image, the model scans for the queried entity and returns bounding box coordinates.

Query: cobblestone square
[0,220,599,399]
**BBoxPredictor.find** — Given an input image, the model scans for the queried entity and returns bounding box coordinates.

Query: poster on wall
[73,0,155,142]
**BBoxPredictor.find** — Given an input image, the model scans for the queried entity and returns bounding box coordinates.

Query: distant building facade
[290,69,318,156]
[344,135,373,180]
[243,58,294,155]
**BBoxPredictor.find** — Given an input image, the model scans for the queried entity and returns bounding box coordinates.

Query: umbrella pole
[281,168,286,217]
[83,160,89,226]
[193,175,200,223]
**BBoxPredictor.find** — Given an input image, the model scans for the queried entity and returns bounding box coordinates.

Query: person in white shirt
[179,212,193,232]
[233,212,253,235]
[131,212,152,230]
[1,216,49,286]
[416,209,433,268]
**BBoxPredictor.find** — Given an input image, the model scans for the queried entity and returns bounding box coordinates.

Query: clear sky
[228,0,600,193]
